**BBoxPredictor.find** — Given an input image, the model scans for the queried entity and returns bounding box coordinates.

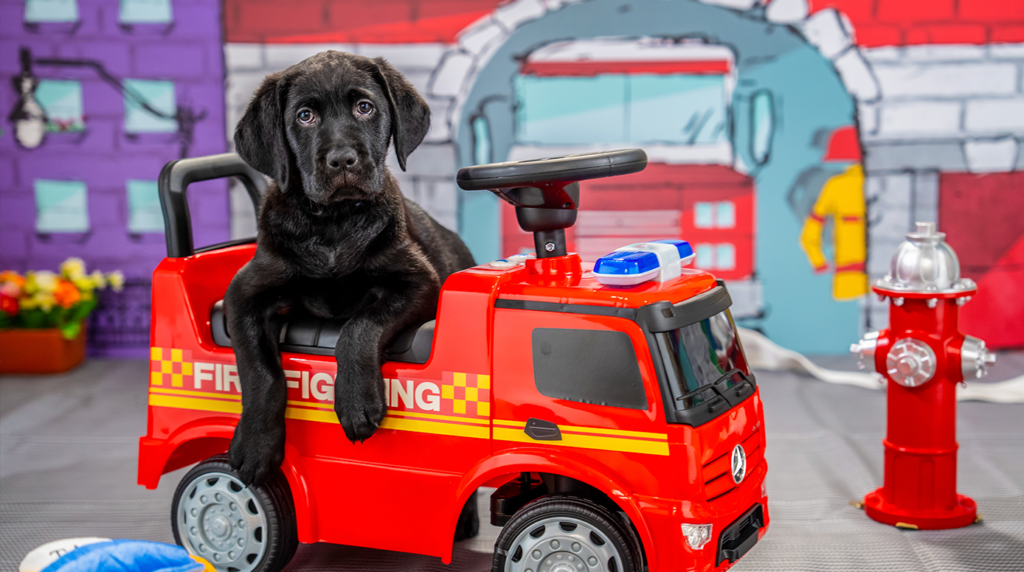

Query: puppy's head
[234,51,429,204]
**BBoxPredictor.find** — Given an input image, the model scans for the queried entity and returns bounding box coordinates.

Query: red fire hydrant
[850,222,996,529]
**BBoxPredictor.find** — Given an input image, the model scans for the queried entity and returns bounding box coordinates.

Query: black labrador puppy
[226,51,475,487]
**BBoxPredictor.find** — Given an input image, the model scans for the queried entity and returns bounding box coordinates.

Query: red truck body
[138,241,768,572]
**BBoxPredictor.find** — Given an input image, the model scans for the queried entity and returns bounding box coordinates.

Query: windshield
[660,309,750,409]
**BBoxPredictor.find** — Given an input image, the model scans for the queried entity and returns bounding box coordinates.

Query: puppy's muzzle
[326,147,358,171]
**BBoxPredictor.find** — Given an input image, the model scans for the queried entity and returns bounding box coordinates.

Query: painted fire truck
[138,149,769,572]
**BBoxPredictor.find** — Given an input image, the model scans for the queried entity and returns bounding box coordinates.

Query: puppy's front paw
[228,418,285,486]
[335,372,387,443]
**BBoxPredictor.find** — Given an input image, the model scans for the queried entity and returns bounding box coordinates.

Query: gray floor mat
[2,357,1023,571]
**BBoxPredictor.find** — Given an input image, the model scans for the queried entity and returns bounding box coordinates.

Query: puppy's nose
[326,148,358,171]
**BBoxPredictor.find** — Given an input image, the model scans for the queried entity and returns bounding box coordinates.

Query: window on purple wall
[124,79,177,133]
[24,0,78,23]
[119,0,173,24]
[34,179,89,233]
[127,180,164,233]
[35,80,84,133]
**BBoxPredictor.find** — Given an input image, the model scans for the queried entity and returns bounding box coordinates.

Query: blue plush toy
[21,539,212,572]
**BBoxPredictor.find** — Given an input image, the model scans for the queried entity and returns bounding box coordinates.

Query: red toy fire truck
[138,150,769,572]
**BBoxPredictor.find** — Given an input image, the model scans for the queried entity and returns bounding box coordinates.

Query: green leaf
[60,320,81,340]
[68,298,97,323]
[49,306,67,328]
[20,309,48,328]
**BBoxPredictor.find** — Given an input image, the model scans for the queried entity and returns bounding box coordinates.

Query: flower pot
[0,326,87,374]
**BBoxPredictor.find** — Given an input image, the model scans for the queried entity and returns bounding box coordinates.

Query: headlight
[681,523,713,550]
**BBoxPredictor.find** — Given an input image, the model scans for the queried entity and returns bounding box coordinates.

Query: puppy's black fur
[227,51,475,487]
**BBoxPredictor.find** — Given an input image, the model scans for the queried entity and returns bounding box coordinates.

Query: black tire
[171,455,298,572]
[492,495,643,572]
[454,489,481,541]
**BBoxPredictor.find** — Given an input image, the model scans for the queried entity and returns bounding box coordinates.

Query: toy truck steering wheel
[457,149,648,258]
[456,149,647,210]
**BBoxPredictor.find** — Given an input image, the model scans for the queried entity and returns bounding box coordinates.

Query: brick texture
[876,0,955,24]
[809,0,1024,47]
[225,0,504,43]
[991,26,1024,44]
[854,25,903,47]
[957,0,1024,23]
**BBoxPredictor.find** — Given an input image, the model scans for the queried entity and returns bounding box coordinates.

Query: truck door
[491,304,671,494]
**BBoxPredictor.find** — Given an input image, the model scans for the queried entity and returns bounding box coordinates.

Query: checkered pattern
[440,372,490,417]
[150,347,193,387]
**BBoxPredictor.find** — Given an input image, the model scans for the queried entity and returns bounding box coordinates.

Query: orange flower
[53,279,81,309]
[0,271,25,289]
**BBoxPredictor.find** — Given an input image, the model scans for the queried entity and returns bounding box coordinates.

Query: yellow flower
[23,291,56,312]
[89,270,107,289]
[72,275,96,292]
[107,271,125,292]
[28,271,59,294]
[60,257,87,280]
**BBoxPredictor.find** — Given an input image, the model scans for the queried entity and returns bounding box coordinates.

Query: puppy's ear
[372,58,430,172]
[234,72,293,188]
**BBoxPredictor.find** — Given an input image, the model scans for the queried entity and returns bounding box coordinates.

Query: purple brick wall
[0,0,228,357]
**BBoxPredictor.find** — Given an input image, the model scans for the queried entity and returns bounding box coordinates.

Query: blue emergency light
[592,240,695,286]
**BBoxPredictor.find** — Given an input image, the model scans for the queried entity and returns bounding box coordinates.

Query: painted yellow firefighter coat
[799,164,868,300]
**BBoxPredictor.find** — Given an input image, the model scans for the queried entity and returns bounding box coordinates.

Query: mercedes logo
[731,444,747,484]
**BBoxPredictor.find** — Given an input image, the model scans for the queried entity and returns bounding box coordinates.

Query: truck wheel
[172,455,298,572]
[492,496,642,572]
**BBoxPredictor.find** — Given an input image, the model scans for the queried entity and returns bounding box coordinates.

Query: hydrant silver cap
[875,222,975,295]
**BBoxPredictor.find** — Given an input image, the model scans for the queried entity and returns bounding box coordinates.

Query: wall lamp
[8,47,205,157]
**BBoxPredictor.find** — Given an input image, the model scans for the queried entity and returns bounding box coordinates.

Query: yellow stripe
[494,427,669,456]
[285,407,337,424]
[151,394,490,440]
[149,394,241,415]
[381,415,489,439]
[288,400,333,410]
[152,388,241,400]
[388,410,491,425]
[282,403,491,427]
[493,419,667,441]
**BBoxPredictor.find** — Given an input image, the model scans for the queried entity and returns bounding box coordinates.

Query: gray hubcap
[505,515,623,572]
[177,472,267,571]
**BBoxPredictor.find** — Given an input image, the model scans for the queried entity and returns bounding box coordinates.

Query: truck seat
[209,301,434,364]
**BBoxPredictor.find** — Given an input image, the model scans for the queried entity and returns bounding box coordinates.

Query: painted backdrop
[2,0,1023,356]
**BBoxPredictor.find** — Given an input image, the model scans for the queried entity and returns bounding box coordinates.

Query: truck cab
[138,150,768,572]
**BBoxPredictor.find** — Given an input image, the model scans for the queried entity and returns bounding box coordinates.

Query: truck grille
[702,431,763,503]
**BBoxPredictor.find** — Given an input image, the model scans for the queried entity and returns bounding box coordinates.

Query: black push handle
[158,153,268,258]
[524,418,562,441]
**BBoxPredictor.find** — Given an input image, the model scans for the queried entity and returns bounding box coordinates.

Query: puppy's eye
[297,109,315,124]
[355,101,374,116]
